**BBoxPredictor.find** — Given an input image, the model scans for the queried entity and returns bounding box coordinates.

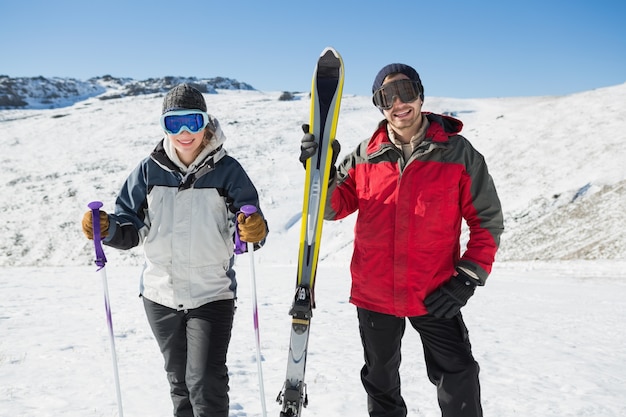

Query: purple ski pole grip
[234,205,258,254]
[88,201,103,210]
[88,201,107,268]
[240,205,257,216]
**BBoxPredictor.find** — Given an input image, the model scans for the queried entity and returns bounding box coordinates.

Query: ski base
[278,286,312,415]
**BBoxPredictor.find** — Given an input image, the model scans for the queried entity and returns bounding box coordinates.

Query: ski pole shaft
[236,205,267,417]
[89,201,124,417]
[248,239,267,417]
[98,265,124,417]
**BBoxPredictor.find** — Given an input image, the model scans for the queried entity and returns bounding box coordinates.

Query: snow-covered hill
[0,82,625,267]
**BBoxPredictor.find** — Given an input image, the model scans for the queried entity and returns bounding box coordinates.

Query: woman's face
[168,129,206,165]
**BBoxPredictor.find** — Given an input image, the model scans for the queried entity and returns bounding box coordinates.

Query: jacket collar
[367,112,463,156]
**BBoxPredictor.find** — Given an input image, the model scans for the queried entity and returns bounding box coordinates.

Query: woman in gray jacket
[82,83,267,417]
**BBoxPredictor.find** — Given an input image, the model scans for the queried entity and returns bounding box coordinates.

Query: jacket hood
[424,112,463,140]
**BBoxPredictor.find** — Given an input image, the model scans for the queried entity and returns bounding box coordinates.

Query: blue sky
[1,0,625,98]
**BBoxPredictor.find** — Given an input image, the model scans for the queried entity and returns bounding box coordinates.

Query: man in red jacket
[300,64,504,417]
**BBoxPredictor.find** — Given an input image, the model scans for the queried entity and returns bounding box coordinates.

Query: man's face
[381,73,423,135]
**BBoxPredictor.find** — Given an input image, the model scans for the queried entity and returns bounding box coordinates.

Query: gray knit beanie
[162,83,207,114]
[372,63,424,100]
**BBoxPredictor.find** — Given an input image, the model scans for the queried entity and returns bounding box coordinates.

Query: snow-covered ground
[2,262,625,416]
[1,84,625,416]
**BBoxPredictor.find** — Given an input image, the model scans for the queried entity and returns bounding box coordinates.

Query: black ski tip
[320,47,339,59]
[318,47,341,70]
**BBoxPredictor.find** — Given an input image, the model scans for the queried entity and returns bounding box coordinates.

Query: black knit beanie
[162,84,207,114]
[372,63,424,100]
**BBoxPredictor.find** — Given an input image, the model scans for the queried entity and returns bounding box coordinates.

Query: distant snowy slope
[0,83,625,267]
[425,84,626,260]
[0,75,255,109]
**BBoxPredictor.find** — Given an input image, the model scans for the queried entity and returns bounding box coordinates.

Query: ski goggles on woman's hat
[372,79,422,110]
[160,110,210,134]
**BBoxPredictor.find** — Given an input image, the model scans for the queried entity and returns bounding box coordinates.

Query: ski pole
[88,201,124,417]
[235,205,267,417]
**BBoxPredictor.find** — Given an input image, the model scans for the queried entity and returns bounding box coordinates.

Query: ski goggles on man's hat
[372,79,422,110]
[160,110,210,134]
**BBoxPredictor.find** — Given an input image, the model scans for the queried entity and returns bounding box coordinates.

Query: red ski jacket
[325,113,504,317]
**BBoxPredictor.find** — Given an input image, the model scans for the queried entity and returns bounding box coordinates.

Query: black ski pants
[357,308,482,417]
[143,297,235,417]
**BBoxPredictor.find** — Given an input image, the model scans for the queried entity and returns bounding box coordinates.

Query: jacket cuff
[456,264,485,286]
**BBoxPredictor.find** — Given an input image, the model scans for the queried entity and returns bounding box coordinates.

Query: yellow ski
[278,47,344,417]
